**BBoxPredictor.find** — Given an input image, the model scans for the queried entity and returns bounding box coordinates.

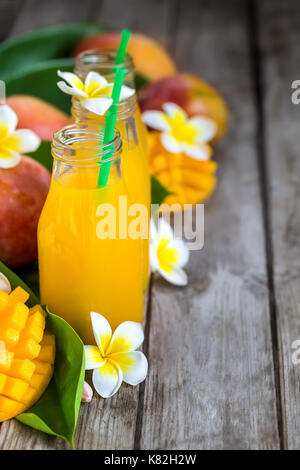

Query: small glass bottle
[72,50,151,289]
[38,124,144,344]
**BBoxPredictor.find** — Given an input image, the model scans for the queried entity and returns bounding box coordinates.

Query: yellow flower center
[168,112,199,146]
[156,238,179,274]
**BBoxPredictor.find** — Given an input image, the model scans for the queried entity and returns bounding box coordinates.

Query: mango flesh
[0,286,55,422]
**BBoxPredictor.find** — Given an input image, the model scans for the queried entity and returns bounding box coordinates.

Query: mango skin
[0,156,50,267]
[6,95,69,141]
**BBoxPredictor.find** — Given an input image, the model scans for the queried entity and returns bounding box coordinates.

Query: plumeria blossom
[0,105,40,169]
[81,381,93,403]
[150,218,189,286]
[142,102,216,160]
[57,70,134,115]
[84,312,148,398]
[0,273,11,293]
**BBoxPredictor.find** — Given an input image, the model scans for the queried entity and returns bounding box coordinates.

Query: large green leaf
[0,261,85,448]
[151,175,173,206]
[0,23,109,81]
[5,58,74,113]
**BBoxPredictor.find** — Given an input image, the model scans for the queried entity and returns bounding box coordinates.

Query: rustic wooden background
[0,0,300,450]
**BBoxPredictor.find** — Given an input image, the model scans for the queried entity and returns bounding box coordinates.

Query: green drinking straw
[115,29,131,65]
[97,66,126,187]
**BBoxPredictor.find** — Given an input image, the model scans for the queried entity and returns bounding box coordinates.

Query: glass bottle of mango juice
[73,50,150,289]
[38,125,144,344]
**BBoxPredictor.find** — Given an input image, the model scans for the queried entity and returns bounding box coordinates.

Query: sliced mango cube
[2,376,29,401]
[40,333,55,347]
[29,305,46,320]
[0,374,7,393]
[37,343,55,364]
[8,358,36,382]
[32,360,53,377]
[8,287,29,305]
[0,302,29,332]
[0,395,24,422]
[30,370,53,391]
[0,328,20,349]
[0,350,14,372]
[12,339,41,360]
[19,313,44,343]
[0,291,9,312]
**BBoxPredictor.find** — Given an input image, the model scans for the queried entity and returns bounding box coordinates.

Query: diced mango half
[0,287,55,423]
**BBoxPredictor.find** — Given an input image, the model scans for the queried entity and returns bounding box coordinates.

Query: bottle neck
[71,93,138,123]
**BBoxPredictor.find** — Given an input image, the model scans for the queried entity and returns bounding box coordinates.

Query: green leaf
[151,175,173,206]
[0,23,109,81]
[5,58,74,113]
[135,73,149,91]
[28,140,52,172]
[0,261,85,448]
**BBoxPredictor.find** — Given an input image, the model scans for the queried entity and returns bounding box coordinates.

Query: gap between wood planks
[246,0,287,450]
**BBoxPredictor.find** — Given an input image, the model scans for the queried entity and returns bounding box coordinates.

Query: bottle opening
[52,123,122,166]
[75,49,134,82]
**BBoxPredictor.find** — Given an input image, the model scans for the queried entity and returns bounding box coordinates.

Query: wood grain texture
[257,0,300,449]
[137,0,280,450]
[0,0,22,40]
[9,0,95,36]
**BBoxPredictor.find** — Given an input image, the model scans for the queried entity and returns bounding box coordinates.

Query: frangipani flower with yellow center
[84,312,148,398]
[142,102,216,160]
[57,70,134,116]
[150,218,189,286]
[0,105,40,169]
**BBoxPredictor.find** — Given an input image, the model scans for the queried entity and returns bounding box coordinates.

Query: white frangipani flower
[0,105,40,169]
[150,218,189,286]
[84,312,148,398]
[57,70,134,116]
[142,102,216,160]
[0,272,11,293]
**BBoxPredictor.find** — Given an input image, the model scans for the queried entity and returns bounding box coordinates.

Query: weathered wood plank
[10,0,95,36]
[257,0,300,450]
[137,0,280,450]
[0,0,22,41]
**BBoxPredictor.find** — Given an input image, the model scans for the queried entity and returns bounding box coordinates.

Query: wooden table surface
[0,0,299,450]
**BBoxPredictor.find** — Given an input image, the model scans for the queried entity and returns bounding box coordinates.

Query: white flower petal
[106,321,144,355]
[162,102,188,120]
[142,111,170,131]
[181,143,210,160]
[84,345,106,370]
[119,85,135,100]
[157,265,188,286]
[0,105,18,135]
[150,244,159,272]
[57,70,84,90]
[0,150,21,169]
[150,219,158,244]
[90,312,112,356]
[85,71,108,95]
[83,97,113,115]
[111,351,148,386]
[168,239,189,268]
[0,273,11,293]
[161,132,181,154]
[189,116,217,143]
[13,129,40,154]
[92,360,123,398]
[157,218,174,242]
[57,81,87,97]
[81,381,93,403]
